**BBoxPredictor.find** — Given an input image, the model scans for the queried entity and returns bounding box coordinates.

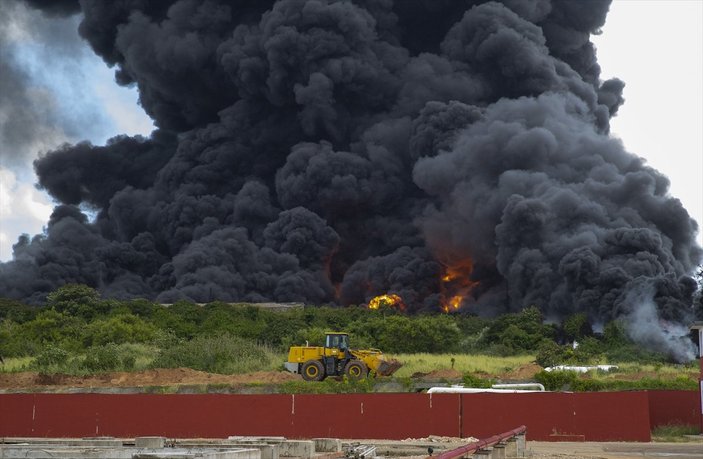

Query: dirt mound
[411,369,463,380]
[0,368,299,391]
[499,363,542,380]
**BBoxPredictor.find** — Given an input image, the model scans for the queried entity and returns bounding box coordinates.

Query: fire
[368,294,406,311]
[440,260,478,313]
[442,295,464,313]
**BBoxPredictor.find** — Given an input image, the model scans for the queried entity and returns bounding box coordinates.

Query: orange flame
[440,260,478,313]
[368,294,406,311]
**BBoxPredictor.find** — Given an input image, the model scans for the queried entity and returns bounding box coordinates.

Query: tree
[46,284,105,319]
[480,306,555,352]
[563,313,592,342]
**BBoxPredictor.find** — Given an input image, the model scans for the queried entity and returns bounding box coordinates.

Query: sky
[0,0,701,262]
[591,0,703,249]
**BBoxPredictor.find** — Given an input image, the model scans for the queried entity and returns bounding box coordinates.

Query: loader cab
[325,333,349,351]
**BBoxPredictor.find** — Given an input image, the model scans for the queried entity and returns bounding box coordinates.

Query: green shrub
[479,306,555,352]
[652,423,700,441]
[0,319,41,357]
[534,370,578,391]
[122,354,136,370]
[462,373,494,388]
[535,340,571,368]
[46,284,107,320]
[20,309,84,351]
[81,314,158,346]
[572,337,604,364]
[151,333,279,374]
[562,313,592,341]
[33,345,70,368]
[353,315,462,353]
[278,376,374,394]
[0,299,38,323]
[82,344,120,372]
[570,378,606,391]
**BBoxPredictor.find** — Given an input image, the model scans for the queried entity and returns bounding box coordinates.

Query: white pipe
[426,387,544,394]
[491,383,545,391]
[544,365,618,373]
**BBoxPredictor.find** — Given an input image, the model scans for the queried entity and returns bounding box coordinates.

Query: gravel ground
[526,441,703,459]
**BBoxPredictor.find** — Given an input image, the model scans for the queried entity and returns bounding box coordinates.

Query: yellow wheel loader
[285,332,402,381]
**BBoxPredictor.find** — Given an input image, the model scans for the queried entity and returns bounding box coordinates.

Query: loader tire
[301,360,325,381]
[344,360,368,380]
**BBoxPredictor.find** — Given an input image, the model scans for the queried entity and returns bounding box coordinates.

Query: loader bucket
[376,358,403,376]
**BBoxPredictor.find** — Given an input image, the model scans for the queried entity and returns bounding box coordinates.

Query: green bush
[82,344,120,372]
[562,313,592,341]
[122,354,137,370]
[570,378,606,391]
[534,370,579,391]
[572,337,604,363]
[462,373,494,388]
[535,370,698,392]
[149,301,203,338]
[34,345,70,368]
[353,315,462,353]
[535,340,571,368]
[652,423,701,441]
[0,299,38,323]
[278,376,374,394]
[81,314,158,346]
[479,306,555,352]
[46,284,107,320]
[151,333,279,374]
[0,319,41,357]
[21,310,84,351]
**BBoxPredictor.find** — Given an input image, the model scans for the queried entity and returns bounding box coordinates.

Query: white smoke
[624,285,697,363]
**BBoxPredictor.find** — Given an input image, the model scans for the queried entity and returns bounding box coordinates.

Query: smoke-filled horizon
[1,0,701,361]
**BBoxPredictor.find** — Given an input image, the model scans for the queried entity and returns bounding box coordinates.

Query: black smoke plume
[2,0,701,360]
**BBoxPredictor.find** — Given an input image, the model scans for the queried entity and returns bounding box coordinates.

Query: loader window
[325,334,349,350]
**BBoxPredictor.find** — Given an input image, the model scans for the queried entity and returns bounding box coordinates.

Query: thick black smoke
[2,0,701,360]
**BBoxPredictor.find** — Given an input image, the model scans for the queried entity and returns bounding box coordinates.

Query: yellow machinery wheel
[301,360,325,381]
[344,360,368,380]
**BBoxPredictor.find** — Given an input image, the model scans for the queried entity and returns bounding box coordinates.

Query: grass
[151,334,281,374]
[609,361,699,377]
[391,353,535,378]
[651,424,700,442]
[0,356,34,372]
[0,344,159,375]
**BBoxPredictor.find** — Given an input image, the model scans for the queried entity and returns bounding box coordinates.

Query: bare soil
[0,364,682,392]
[0,368,299,391]
[411,368,464,380]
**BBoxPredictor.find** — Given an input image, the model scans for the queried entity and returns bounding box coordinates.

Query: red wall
[647,390,701,429]
[0,391,697,441]
[0,393,460,440]
[459,392,651,441]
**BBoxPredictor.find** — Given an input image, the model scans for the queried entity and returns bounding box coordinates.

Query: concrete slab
[0,446,134,459]
[491,444,506,459]
[227,437,286,443]
[313,439,341,453]
[224,443,278,459]
[278,441,314,459]
[472,448,492,459]
[0,446,260,459]
[0,438,124,447]
[135,438,167,449]
[134,450,259,459]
